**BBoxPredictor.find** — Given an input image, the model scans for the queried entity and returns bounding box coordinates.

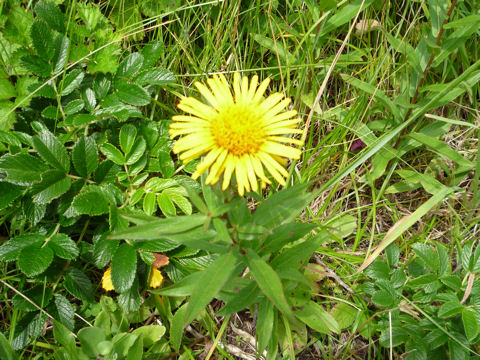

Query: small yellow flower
[101,267,114,291]
[169,73,303,196]
[149,268,164,288]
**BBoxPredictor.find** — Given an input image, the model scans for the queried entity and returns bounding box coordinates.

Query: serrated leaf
[117,278,141,312]
[116,81,151,106]
[0,234,45,262]
[157,192,175,216]
[72,190,110,215]
[48,233,79,260]
[120,124,137,154]
[61,69,85,96]
[135,68,175,86]
[438,301,463,318]
[100,143,125,165]
[12,285,52,312]
[125,137,146,165]
[72,136,98,178]
[413,243,439,272]
[185,251,237,325]
[141,41,163,68]
[52,35,69,74]
[111,244,137,293]
[0,153,48,185]
[54,295,75,330]
[116,52,144,78]
[331,303,358,330]
[32,130,70,172]
[64,99,84,115]
[18,244,53,277]
[93,73,111,99]
[31,170,71,204]
[20,54,51,77]
[109,205,129,232]
[0,78,16,99]
[0,183,22,211]
[82,88,96,111]
[35,1,65,33]
[462,308,479,342]
[246,248,293,318]
[168,193,192,215]
[93,235,119,268]
[64,267,94,302]
[41,106,62,120]
[31,20,54,60]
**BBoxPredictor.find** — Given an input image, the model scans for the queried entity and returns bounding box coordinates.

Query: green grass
[1,0,480,359]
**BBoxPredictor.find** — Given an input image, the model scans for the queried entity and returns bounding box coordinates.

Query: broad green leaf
[52,35,69,74]
[109,214,207,240]
[61,69,85,96]
[372,290,396,307]
[331,303,358,329]
[93,235,119,268]
[132,325,165,347]
[31,20,54,60]
[111,244,137,293]
[394,169,447,195]
[12,285,52,312]
[134,68,175,86]
[428,0,448,37]
[143,192,157,216]
[157,192,176,216]
[0,183,22,211]
[412,243,439,272]
[18,244,54,277]
[170,303,188,351]
[41,106,61,120]
[72,190,110,216]
[35,1,65,33]
[20,55,51,77]
[64,267,94,302]
[72,136,98,178]
[63,99,84,115]
[31,170,71,204]
[0,78,16,99]
[54,295,75,330]
[295,301,340,334]
[53,320,76,352]
[116,52,144,79]
[438,301,463,318]
[246,248,293,318]
[100,143,125,165]
[462,308,479,342]
[109,205,129,232]
[185,251,238,325]
[117,278,141,312]
[145,178,177,192]
[0,332,16,360]
[424,329,448,350]
[116,81,151,106]
[167,193,192,215]
[120,124,137,155]
[48,234,79,260]
[0,153,48,185]
[78,327,106,358]
[82,88,96,111]
[141,41,163,68]
[158,150,174,178]
[125,137,146,165]
[0,234,45,262]
[33,130,70,172]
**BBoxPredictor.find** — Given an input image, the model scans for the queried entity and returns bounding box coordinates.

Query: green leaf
[41,106,61,120]
[438,301,463,318]
[54,295,75,330]
[0,153,48,185]
[0,234,45,262]
[168,193,192,215]
[185,251,238,325]
[116,81,151,106]
[116,52,144,78]
[109,205,129,232]
[78,327,106,357]
[111,244,137,293]
[217,281,261,316]
[18,244,54,277]
[33,130,70,173]
[64,267,94,302]
[372,290,396,307]
[142,192,157,216]
[53,320,76,352]
[100,143,125,165]
[93,236,119,268]
[170,303,188,351]
[141,41,163,68]
[64,99,84,115]
[157,192,176,216]
[72,136,98,178]
[52,35,69,74]
[295,301,340,334]
[13,285,52,312]
[462,308,479,342]
[48,233,79,260]
[158,150,174,178]
[31,170,71,204]
[245,248,293,318]
[134,68,175,87]
[428,0,448,37]
[120,124,137,155]
[31,20,54,60]
[0,183,23,211]
[331,303,358,330]
[82,88,96,111]
[61,69,85,96]
[132,325,165,347]
[0,332,16,360]
[125,137,146,165]
[0,78,16,100]
[412,243,439,272]
[118,278,141,312]
[35,1,65,33]
[72,190,110,216]
[20,54,51,77]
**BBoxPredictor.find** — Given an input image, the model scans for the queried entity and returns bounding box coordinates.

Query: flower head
[169,73,303,196]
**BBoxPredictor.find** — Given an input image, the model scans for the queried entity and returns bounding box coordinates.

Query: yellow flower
[101,267,114,291]
[149,268,163,288]
[169,73,303,196]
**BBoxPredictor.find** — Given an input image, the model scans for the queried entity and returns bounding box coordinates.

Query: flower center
[211,104,265,156]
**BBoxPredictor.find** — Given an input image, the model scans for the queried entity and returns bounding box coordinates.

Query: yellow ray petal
[195,82,218,108]
[222,154,236,190]
[262,141,302,160]
[206,149,228,185]
[257,152,287,186]
[244,155,258,192]
[253,78,271,102]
